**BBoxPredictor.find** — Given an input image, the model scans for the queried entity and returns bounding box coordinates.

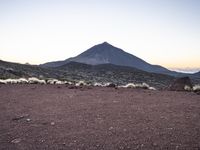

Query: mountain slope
[55,61,175,88]
[0,60,63,79]
[193,71,200,78]
[42,42,178,76]
[1,59,200,89]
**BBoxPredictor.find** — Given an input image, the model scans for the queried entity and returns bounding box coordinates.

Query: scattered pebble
[167,128,173,130]
[12,116,25,121]
[123,129,127,132]
[153,142,158,146]
[176,145,180,150]
[26,118,31,122]
[50,122,55,126]
[109,126,114,130]
[11,138,22,144]
[12,114,29,121]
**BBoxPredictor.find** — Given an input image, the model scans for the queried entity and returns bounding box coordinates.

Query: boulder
[168,77,193,91]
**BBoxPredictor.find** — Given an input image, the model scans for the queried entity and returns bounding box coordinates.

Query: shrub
[184,85,192,91]
[193,85,200,92]
[28,77,46,84]
[75,80,87,86]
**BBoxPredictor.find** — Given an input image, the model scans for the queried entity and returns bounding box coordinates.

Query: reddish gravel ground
[0,84,200,150]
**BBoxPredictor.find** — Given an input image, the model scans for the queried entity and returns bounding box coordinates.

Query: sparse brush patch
[135,83,150,89]
[193,85,200,92]
[0,77,73,85]
[0,78,45,84]
[0,79,6,84]
[47,79,59,84]
[4,79,18,84]
[64,81,73,85]
[123,83,136,88]
[93,82,104,87]
[184,85,192,91]
[55,81,64,85]
[18,78,28,84]
[149,87,156,90]
[28,77,46,84]
[46,79,64,85]
[0,78,28,84]
[105,83,116,88]
[119,82,156,90]
[75,80,87,86]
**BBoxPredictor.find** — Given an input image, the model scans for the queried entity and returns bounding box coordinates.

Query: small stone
[26,118,31,122]
[109,126,114,130]
[12,114,29,121]
[106,83,116,88]
[11,138,21,144]
[12,116,25,121]
[50,122,55,126]
[153,142,157,146]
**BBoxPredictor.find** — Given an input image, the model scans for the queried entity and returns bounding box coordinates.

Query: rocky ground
[0,84,200,150]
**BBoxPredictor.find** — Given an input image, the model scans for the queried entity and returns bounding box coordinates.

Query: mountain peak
[42,42,173,75]
[99,41,112,47]
[102,41,109,45]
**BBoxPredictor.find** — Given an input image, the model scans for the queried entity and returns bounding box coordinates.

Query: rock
[168,77,193,91]
[12,114,29,121]
[109,126,114,130]
[106,83,116,88]
[12,116,25,121]
[26,118,31,122]
[11,138,21,144]
[62,143,66,146]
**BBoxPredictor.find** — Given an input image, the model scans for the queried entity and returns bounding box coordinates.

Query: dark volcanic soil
[0,85,200,150]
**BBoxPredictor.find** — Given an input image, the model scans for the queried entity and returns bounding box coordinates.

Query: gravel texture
[0,84,200,150]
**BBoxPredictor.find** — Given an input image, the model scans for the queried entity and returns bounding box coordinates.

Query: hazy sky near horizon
[0,0,200,72]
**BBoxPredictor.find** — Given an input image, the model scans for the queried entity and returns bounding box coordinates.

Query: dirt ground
[0,84,200,150]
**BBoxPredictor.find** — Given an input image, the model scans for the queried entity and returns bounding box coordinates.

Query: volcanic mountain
[42,42,178,76]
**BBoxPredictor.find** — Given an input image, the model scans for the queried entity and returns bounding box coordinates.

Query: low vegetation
[193,85,200,92]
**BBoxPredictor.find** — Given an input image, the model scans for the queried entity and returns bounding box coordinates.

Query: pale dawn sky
[0,0,200,72]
